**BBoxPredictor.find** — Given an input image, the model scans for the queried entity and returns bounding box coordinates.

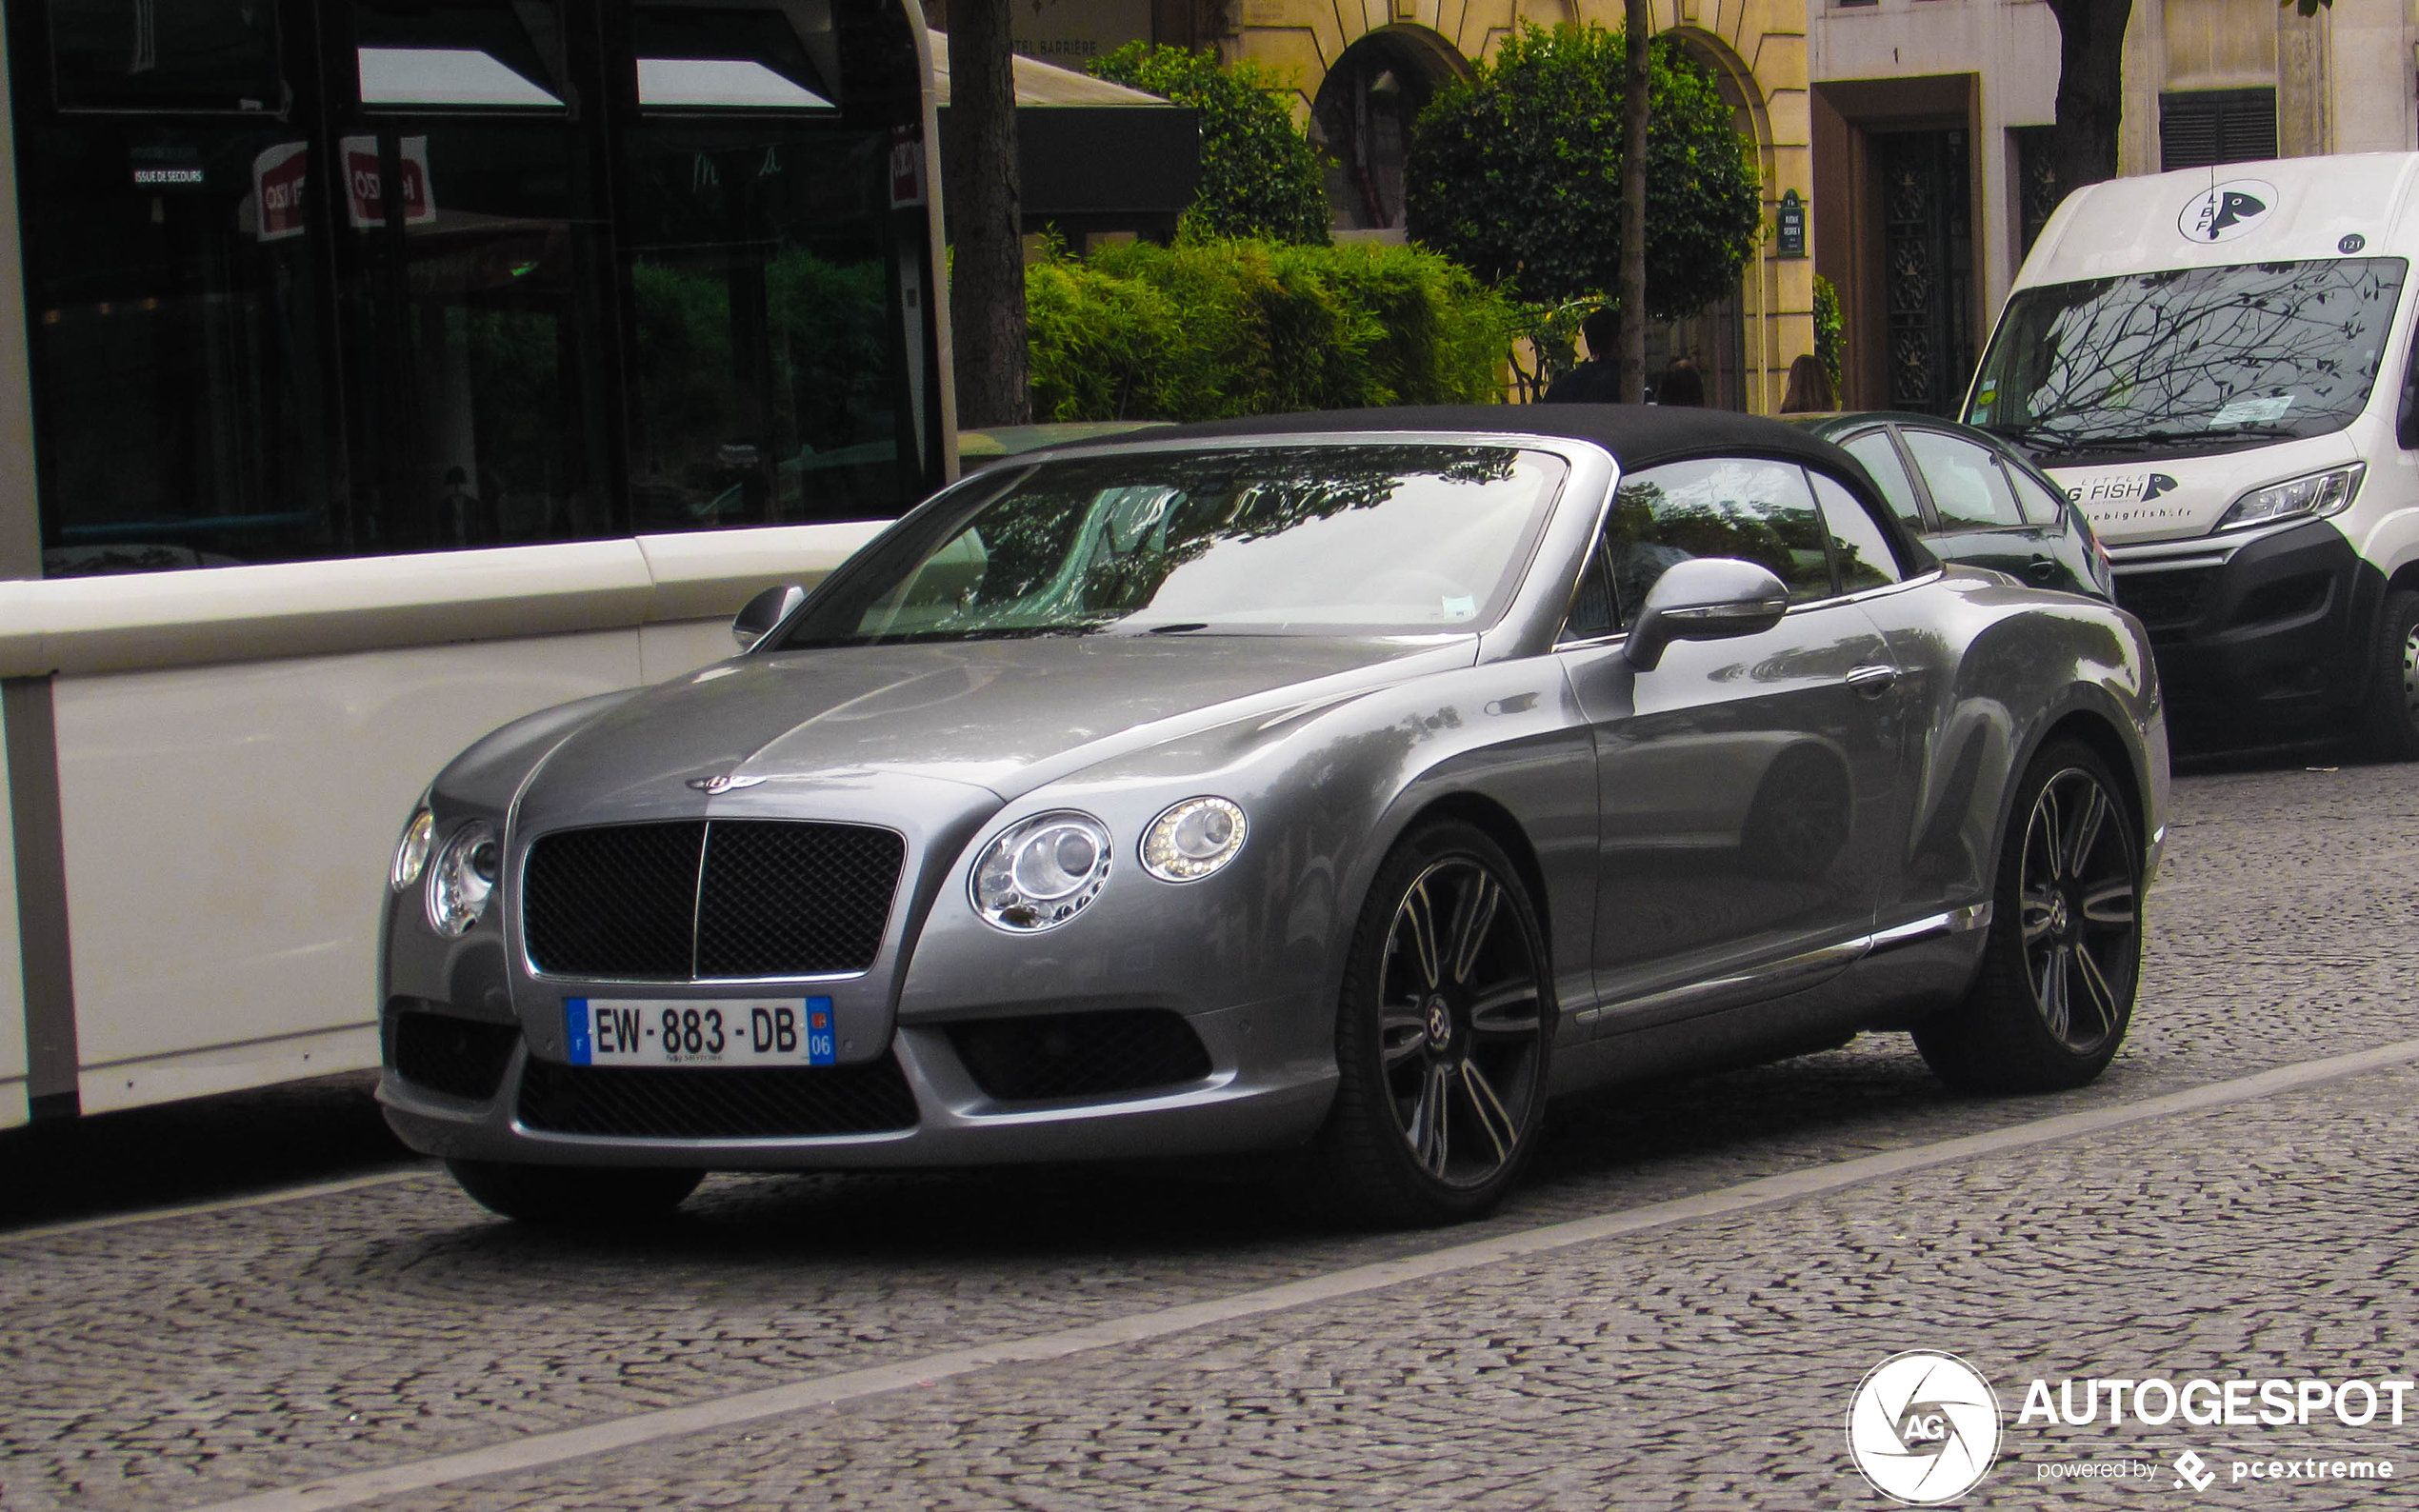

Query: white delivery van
[1966,152,2419,754]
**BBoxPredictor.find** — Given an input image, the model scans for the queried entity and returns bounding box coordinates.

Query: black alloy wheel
[1312,820,1551,1225]
[2017,766,2137,1054]
[1915,739,2142,1093]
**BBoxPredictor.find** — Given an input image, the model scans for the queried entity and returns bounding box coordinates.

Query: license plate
[564,997,835,1067]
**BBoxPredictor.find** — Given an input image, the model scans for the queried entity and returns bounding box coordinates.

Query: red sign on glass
[251,142,309,242]
[890,125,924,209]
[339,135,436,229]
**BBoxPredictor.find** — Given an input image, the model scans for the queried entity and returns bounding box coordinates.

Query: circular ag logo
[1847,1351,2002,1504]
[2177,179,2275,243]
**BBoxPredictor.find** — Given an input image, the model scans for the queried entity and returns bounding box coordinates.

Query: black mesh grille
[696,823,907,977]
[523,822,706,979]
[521,820,903,980]
[948,1009,1212,1104]
[516,1055,918,1138]
[2114,568,2215,639]
[392,1010,520,1102]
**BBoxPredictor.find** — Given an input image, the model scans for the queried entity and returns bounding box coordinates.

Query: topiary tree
[1406,24,1761,320]
[1089,44,1331,247]
[1813,273,1845,391]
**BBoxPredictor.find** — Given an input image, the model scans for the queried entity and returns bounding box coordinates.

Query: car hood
[513,634,1471,817]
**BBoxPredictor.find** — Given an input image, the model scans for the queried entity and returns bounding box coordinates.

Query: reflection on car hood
[523,634,1469,808]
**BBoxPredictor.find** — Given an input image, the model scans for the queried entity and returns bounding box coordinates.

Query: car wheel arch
[1981,699,2152,888]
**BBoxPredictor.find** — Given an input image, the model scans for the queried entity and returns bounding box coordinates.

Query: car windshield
[1964,258,2409,462]
[774,444,1569,647]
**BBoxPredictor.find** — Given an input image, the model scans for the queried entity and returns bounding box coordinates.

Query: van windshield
[1964,258,2409,464]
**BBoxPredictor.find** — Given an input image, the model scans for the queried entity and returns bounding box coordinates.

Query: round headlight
[971,811,1112,931]
[390,808,435,892]
[1140,797,1248,883]
[425,821,501,937]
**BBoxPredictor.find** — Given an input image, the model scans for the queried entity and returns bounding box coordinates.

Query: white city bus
[1968,153,2419,757]
[0,0,954,1125]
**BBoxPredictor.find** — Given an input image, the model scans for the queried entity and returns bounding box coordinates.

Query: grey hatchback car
[379,406,2166,1228]
[1788,412,2115,602]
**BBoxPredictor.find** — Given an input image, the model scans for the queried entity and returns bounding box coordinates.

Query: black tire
[2359,587,2419,761]
[1914,739,2143,1093]
[446,1159,703,1227]
[1308,820,1553,1226]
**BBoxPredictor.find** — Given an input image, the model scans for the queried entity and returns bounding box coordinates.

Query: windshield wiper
[2029,424,2302,454]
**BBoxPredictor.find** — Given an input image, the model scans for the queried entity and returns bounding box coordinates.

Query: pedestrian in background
[1542,308,1622,403]
[1655,358,1705,407]
[1780,352,1840,413]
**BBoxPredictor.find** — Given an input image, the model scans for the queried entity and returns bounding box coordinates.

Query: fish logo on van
[2178,179,2276,243]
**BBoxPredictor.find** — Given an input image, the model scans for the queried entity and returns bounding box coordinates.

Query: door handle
[2027,555,2058,581]
[1846,664,1898,698]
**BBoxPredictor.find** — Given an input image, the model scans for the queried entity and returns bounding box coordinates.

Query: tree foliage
[1812,273,1845,390]
[1406,24,1762,317]
[1024,238,1515,421]
[1088,44,1331,246]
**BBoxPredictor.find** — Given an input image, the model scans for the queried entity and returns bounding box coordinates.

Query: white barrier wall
[0,520,888,1119]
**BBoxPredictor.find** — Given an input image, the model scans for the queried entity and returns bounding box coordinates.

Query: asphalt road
[8,756,2419,1510]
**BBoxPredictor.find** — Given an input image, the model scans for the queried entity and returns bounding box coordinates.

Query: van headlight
[970,811,1111,932]
[1140,797,1248,882]
[2214,464,2364,532]
[391,807,434,891]
[426,821,501,936]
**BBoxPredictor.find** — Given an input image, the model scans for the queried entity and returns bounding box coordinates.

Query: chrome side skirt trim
[1576,900,1992,1025]
[1869,900,1994,952]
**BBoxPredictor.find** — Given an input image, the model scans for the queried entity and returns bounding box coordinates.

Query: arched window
[1309,30,1460,232]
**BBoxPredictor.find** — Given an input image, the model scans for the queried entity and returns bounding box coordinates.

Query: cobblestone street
[10,757,2419,1511]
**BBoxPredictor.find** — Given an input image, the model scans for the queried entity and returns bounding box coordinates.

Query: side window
[2001,460,2069,526]
[1901,428,2025,528]
[1561,543,1618,642]
[1809,470,1905,592]
[1840,429,1929,531]
[1606,457,1834,623]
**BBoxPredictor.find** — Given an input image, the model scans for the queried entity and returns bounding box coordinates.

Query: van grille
[522,820,905,980]
[2113,567,2215,639]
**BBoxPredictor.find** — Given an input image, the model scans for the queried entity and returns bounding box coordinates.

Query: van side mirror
[1624,558,1790,671]
[731,584,807,650]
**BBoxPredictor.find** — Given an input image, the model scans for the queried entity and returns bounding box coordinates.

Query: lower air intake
[515,1056,918,1139]
[947,1008,1212,1104]
[391,1008,520,1102]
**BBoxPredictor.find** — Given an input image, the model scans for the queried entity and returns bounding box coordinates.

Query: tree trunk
[2043,0,2131,194]
[944,0,1031,427]
[1618,0,1650,405]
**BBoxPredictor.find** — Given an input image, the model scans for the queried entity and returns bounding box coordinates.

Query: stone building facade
[1010,0,1821,413]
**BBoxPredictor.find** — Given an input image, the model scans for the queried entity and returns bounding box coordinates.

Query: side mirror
[1624,558,1789,671]
[731,584,807,651]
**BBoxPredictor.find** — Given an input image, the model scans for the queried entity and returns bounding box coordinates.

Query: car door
[1897,425,2073,590]
[1557,454,1909,1032]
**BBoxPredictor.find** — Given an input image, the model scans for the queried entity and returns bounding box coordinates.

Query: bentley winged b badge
[686,773,769,795]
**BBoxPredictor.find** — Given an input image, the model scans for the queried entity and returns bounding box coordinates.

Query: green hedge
[1026,239,1516,422]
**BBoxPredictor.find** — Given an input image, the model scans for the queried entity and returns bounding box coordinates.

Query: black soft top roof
[1114,404,1868,476]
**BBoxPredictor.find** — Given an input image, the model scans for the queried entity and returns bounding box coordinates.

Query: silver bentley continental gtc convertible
[379,407,2168,1227]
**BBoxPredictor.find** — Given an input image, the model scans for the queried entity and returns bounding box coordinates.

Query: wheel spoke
[2071,945,2121,1039]
[1459,1061,1517,1166]
[1409,1062,1450,1175]
[1449,874,1501,985]
[1379,1004,1429,1066]
[2020,888,2060,944]
[2063,784,2110,882]
[1468,979,1542,1037]
[2034,786,2067,880]
[2036,944,2071,1041]
[1397,881,1443,991]
[2081,881,2135,926]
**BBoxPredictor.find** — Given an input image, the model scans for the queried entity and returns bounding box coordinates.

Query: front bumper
[376,997,1338,1169]
[2109,517,2374,738]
